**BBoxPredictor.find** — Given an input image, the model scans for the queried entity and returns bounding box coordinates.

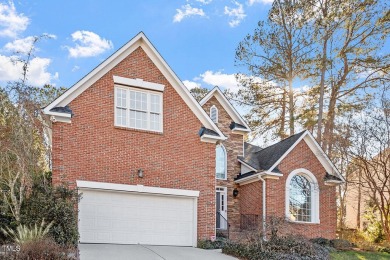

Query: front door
[216,187,227,229]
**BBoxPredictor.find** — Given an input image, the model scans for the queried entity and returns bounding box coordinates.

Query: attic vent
[210,105,218,124]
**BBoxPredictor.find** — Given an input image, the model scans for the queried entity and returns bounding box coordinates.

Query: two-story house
[43,32,343,247]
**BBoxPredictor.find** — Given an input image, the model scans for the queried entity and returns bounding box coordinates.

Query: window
[210,105,218,124]
[286,169,319,223]
[216,145,227,179]
[115,86,162,132]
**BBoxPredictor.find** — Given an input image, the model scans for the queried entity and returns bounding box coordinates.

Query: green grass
[331,250,390,260]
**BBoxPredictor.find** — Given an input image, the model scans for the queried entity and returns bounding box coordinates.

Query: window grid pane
[216,146,226,179]
[116,87,162,132]
[289,175,311,222]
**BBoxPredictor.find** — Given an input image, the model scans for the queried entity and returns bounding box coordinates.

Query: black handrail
[216,211,230,239]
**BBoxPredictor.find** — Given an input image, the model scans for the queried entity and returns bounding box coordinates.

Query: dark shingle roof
[234,171,257,181]
[198,127,220,137]
[50,106,73,116]
[230,122,248,130]
[239,131,306,171]
[324,172,343,182]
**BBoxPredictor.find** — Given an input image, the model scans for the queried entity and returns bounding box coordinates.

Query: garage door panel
[79,189,196,246]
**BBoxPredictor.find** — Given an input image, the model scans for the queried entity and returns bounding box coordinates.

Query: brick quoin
[51,47,216,240]
[201,96,243,235]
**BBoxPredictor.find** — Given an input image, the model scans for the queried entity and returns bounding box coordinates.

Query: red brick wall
[265,140,338,239]
[51,46,216,240]
[201,96,244,235]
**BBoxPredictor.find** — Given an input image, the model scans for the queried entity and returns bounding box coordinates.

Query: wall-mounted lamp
[138,169,144,178]
[233,188,239,197]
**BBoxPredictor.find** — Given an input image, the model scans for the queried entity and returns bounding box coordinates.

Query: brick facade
[202,97,337,240]
[51,42,337,243]
[266,140,338,239]
[51,47,216,240]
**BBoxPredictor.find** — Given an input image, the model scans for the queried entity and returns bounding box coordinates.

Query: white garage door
[78,181,198,246]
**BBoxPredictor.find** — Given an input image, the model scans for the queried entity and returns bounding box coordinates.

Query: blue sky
[0,0,273,91]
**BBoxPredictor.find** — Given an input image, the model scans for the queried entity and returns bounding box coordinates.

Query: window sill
[114,126,163,135]
[287,219,320,225]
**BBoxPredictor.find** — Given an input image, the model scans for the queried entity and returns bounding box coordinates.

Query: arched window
[216,145,227,180]
[210,105,218,124]
[286,169,319,223]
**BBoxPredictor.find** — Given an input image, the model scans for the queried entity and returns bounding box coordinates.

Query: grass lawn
[331,250,390,259]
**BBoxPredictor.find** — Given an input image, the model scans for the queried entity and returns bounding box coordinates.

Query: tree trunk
[323,85,337,153]
[317,35,328,146]
[288,78,295,135]
[279,88,287,138]
[357,170,362,229]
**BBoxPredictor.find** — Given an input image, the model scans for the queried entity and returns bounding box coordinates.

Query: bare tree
[346,84,390,240]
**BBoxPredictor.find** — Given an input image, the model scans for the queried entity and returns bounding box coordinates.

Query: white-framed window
[216,144,227,180]
[285,168,320,223]
[210,105,218,124]
[115,86,163,132]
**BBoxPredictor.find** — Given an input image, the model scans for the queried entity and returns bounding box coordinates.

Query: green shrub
[20,173,79,246]
[310,237,332,247]
[198,238,227,249]
[331,239,354,250]
[1,219,53,244]
[223,234,330,260]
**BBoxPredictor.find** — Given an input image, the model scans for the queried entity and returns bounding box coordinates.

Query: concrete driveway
[79,244,238,260]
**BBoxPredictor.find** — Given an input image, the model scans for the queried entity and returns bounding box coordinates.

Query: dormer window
[210,105,218,124]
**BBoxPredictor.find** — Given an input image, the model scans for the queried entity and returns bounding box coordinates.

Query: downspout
[259,175,266,239]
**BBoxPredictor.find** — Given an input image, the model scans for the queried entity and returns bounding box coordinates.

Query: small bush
[1,219,53,244]
[331,239,354,250]
[310,237,332,247]
[20,173,79,246]
[0,238,77,260]
[223,234,330,260]
[198,238,227,249]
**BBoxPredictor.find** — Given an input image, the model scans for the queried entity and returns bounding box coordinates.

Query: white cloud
[200,70,241,91]
[66,30,113,58]
[0,1,29,38]
[0,55,58,86]
[71,65,80,72]
[224,1,246,27]
[173,4,205,23]
[183,80,201,90]
[248,0,274,5]
[4,36,36,53]
[196,0,212,4]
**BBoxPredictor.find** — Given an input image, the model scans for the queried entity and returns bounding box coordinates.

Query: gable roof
[238,130,344,181]
[199,87,250,132]
[43,32,225,141]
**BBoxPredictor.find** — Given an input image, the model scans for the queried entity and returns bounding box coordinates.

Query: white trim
[231,128,251,134]
[234,173,262,185]
[268,130,344,182]
[77,180,200,197]
[201,134,226,143]
[216,144,227,180]
[285,168,320,224]
[210,105,218,124]
[200,87,250,131]
[216,186,228,230]
[42,32,225,140]
[238,158,258,172]
[113,76,165,92]
[114,85,163,132]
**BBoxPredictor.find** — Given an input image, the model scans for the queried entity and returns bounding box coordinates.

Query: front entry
[216,187,227,230]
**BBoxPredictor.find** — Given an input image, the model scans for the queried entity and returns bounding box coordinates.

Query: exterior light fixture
[138,169,144,178]
[233,188,239,197]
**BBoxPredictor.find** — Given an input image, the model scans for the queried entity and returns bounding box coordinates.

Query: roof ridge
[255,130,306,153]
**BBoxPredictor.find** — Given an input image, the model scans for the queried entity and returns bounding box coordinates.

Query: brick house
[43,32,344,247]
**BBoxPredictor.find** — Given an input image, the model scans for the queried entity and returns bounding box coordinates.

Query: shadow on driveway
[79,244,238,260]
